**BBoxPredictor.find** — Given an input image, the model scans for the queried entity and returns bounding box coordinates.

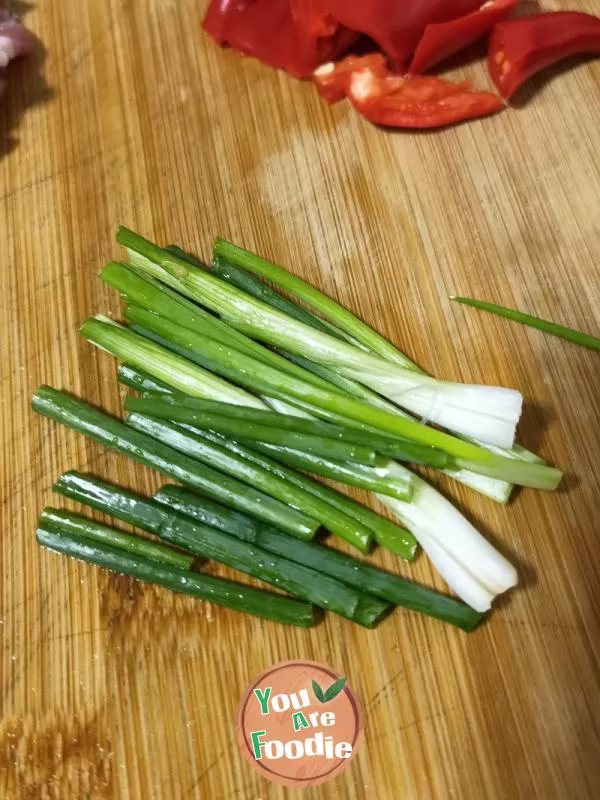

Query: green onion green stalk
[37,515,315,627]
[31,386,318,539]
[157,484,484,631]
[52,473,390,627]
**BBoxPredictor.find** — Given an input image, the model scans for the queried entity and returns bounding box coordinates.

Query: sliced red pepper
[312,0,484,67]
[313,53,387,103]
[203,0,356,78]
[290,1,359,69]
[348,64,502,128]
[410,0,519,74]
[489,12,600,99]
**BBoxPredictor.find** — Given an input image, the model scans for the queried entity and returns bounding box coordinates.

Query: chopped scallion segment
[36,522,314,627]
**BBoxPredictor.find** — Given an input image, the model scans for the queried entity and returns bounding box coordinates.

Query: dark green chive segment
[116,366,418,559]
[153,484,261,543]
[127,392,448,468]
[52,473,390,627]
[176,432,418,560]
[122,302,349,397]
[124,395,381,466]
[36,524,314,628]
[451,296,600,352]
[31,386,318,539]
[55,471,260,545]
[124,413,374,553]
[245,440,414,501]
[39,507,194,569]
[157,484,483,631]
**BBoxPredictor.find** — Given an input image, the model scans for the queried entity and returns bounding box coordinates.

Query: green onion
[130,392,448,468]
[207,251,537,503]
[451,296,600,352]
[212,239,411,364]
[173,434,417,559]
[117,364,174,395]
[31,386,318,538]
[39,506,194,569]
[36,523,314,627]
[91,304,492,463]
[119,228,523,448]
[96,311,558,489]
[209,242,560,500]
[56,471,260,543]
[142,312,557,488]
[253,528,482,631]
[157,485,482,631]
[101,261,346,394]
[211,252,363,347]
[125,412,374,552]
[125,311,392,437]
[116,368,418,560]
[153,484,261,543]
[124,395,382,466]
[272,349,399,412]
[242,440,416,501]
[52,473,389,626]
[82,316,264,408]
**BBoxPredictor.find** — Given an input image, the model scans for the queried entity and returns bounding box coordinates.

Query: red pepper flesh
[347,63,503,128]
[203,0,356,78]
[313,53,388,103]
[410,0,518,74]
[488,12,600,99]
[311,0,485,68]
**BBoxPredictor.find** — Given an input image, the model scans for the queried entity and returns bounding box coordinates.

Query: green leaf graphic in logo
[312,676,347,704]
[312,679,326,703]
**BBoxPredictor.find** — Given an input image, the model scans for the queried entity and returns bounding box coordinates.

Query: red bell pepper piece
[488,12,600,99]
[410,0,519,74]
[312,0,484,68]
[346,61,502,128]
[313,53,388,103]
[203,0,356,78]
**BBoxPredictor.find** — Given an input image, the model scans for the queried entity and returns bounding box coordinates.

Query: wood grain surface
[1,1,599,798]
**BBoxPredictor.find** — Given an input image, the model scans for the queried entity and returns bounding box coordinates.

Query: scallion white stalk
[409,528,496,612]
[376,464,518,597]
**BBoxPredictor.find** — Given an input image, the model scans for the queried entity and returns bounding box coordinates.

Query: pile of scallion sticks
[33,229,563,630]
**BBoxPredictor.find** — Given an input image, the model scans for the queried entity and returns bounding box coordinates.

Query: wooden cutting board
[1,1,599,798]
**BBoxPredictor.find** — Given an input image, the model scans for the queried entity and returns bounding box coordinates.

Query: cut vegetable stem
[125,413,375,552]
[52,473,388,626]
[124,395,382,465]
[118,228,523,447]
[183,432,418,559]
[40,507,195,569]
[127,392,448,467]
[32,386,318,538]
[116,367,418,559]
[452,295,600,351]
[36,524,314,627]
[159,485,483,631]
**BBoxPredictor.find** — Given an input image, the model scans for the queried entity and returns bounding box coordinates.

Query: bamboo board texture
[1,1,600,798]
